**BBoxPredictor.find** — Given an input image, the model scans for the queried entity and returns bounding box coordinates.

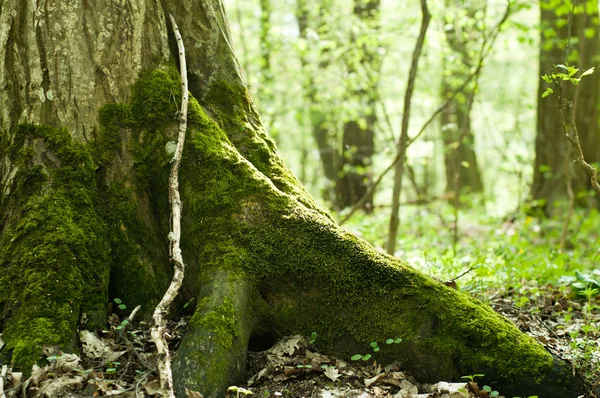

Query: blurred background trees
[224,0,599,257]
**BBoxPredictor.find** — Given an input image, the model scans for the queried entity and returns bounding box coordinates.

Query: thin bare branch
[150,14,189,398]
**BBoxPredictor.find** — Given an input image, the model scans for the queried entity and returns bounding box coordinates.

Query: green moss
[172,89,564,395]
[190,296,238,350]
[0,124,111,369]
[203,80,325,214]
[95,103,135,163]
[131,68,181,128]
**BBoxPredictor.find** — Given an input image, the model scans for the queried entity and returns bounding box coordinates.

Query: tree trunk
[336,0,380,213]
[533,0,600,213]
[256,0,276,140]
[0,2,584,398]
[440,0,484,197]
[295,0,339,205]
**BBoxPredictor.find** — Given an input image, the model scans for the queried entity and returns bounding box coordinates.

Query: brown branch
[386,0,431,255]
[150,14,188,398]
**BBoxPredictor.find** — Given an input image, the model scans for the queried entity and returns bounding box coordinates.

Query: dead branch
[150,14,188,398]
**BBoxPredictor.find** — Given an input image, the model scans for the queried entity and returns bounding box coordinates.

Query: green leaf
[483,386,492,392]
[114,298,122,305]
[362,354,372,361]
[394,338,402,344]
[369,341,378,348]
[542,88,554,98]
[386,339,394,344]
[351,354,362,361]
[373,346,380,352]
[118,304,126,310]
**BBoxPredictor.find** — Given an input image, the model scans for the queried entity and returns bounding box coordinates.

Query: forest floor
[0,209,599,397]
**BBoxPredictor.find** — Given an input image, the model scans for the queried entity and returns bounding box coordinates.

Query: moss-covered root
[172,269,253,397]
[0,125,110,369]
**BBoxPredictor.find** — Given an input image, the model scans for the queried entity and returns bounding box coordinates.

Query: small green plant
[482,385,500,397]
[116,319,129,331]
[183,297,195,309]
[350,353,371,361]
[352,337,402,361]
[309,331,317,344]
[385,337,402,345]
[460,373,484,382]
[541,64,594,98]
[113,297,127,310]
[296,364,313,369]
[106,361,120,375]
[370,341,380,352]
[227,386,253,397]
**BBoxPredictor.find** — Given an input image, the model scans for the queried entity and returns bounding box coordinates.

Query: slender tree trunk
[440,0,485,197]
[533,0,600,214]
[0,2,585,398]
[387,0,431,255]
[336,0,381,213]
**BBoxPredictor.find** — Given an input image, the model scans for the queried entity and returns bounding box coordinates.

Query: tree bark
[0,2,585,398]
[533,0,600,214]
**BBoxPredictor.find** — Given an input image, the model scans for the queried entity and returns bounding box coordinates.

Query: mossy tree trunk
[532,0,600,214]
[0,2,584,398]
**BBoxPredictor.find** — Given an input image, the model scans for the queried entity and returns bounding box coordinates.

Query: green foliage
[541,64,594,98]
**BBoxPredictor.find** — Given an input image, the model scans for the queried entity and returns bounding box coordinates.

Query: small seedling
[482,385,500,397]
[106,361,120,375]
[296,364,313,368]
[370,341,380,352]
[227,386,253,397]
[309,331,317,344]
[385,337,402,344]
[183,297,195,309]
[116,319,129,331]
[461,373,484,382]
[113,298,126,310]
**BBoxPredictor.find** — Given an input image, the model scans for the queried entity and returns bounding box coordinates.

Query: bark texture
[533,0,600,213]
[0,2,585,398]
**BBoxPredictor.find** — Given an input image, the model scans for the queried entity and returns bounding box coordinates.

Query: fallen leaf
[364,373,384,387]
[324,367,340,382]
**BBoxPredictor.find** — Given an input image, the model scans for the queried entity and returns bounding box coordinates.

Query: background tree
[295,0,339,203]
[440,0,485,197]
[532,0,600,213]
[336,0,382,212]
